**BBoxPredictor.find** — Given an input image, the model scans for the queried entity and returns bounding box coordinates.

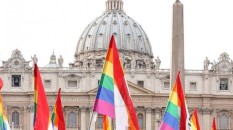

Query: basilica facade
[1,0,233,130]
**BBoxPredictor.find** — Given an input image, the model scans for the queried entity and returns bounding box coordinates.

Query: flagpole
[88,111,94,130]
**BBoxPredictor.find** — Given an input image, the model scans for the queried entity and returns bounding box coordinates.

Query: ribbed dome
[74,0,155,69]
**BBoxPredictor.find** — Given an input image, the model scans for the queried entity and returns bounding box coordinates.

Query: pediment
[87,81,155,95]
[0,49,32,71]
[210,52,233,74]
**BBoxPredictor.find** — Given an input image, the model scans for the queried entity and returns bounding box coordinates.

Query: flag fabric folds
[190,109,200,130]
[212,117,216,130]
[34,64,50,130]
[159,72,190,130]
[50,88,66,130]
[93,35,139,130]
[0,77,11,130]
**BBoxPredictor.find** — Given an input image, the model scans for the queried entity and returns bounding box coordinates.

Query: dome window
[113,20,118,25]
[102,21,107,25]
[99,33,104,37]
[88,34,92,38]
[133,23,138,27]
[124,21,128,25]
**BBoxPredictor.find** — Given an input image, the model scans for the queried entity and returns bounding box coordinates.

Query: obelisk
[171,0,185,90]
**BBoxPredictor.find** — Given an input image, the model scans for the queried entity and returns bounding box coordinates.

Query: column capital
[146,107,152,113]
[80,106,87,112]
[200,107,213,115]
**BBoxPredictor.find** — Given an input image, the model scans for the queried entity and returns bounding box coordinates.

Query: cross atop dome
[106,0,124,11]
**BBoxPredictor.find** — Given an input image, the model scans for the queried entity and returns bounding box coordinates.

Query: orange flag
[212,117,216,130]
[103,115,111,130]
[33,64,50,130]
[190,109,200,130]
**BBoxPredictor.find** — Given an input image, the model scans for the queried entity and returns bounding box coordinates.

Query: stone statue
[31,54,38,64]
[90,59,96,68]
[210,60,217,72]
[58,55,64,67]
[130,54,136,69]
[123,54,132,68]
[24,61,32,70]
[145,57,151,69]
[2,61,9,70]
[155,56,161,69]
[204,57,212,70]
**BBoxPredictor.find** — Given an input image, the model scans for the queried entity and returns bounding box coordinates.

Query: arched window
[96,114,103,129]
[220,114,228,129]
[67,112,77,128]
[137,113,144,129]
[12,110,19,128]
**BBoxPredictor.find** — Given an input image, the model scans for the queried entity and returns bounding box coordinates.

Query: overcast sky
[0,0,233,69]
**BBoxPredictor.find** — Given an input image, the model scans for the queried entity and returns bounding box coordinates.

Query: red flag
[212,117,216,130]
[51,88,66,130]
[0,77,3,90]
[33,64,50,130]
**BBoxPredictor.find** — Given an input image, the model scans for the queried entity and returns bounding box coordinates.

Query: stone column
[88,107,95,130]
[146,107,152,130]
[201,108,213,130]
[198,109,203,130]
[230,110,233,130]
[203,73,210,94]
[154,107,161,130]
[27,106,34,130]
[171,0,185,90]
[80,107,87,130]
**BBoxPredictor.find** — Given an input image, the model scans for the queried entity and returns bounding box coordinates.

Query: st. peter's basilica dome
[74,0,157,70]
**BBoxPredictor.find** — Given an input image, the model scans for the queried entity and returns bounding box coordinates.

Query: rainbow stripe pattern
[93,35,139,130]
[190,109,200,130]
[160,72,190,130]
[0,93,11,130]
[50,88,65,130]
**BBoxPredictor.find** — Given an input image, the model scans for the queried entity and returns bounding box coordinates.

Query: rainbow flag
[0,77,11,130]
[50,88,65,130]
[93,35,139,130]
[160,72,190,130]
[190,109,200,130]
[103,115,111,130]
[212,117,216,130]
[34,64,50,130]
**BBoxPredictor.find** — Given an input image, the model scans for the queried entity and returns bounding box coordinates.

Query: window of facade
[137,81,144,88]
[96,114,103,129]
[220,114,228,129]
[12,75,21,87]
[137,113,144,129]
[44,80,51,88]
[190,82,197,91]
[12,111,19,128]
[220,78,228,90]
[163,82,170,90]
[67,112,77,128]
[68,80,77,88]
